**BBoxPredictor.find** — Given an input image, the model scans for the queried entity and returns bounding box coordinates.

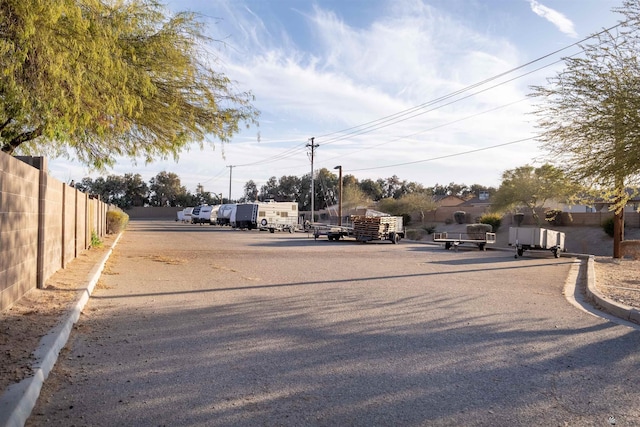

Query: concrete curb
[582,255,640,326]
[0,232,123,427]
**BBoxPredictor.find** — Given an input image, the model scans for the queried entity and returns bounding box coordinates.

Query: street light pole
[334,165,342,226]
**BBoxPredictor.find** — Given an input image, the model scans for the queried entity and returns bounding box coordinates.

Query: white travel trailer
[257,201,299,233]
[208,205,220,225]
[216,204,237,226]
[181,207,194,223]
[192,205,215,224]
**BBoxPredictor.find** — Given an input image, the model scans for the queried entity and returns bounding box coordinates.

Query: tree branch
[1,127,43,154]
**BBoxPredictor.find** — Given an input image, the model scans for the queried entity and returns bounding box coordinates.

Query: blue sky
[50,0,622,199]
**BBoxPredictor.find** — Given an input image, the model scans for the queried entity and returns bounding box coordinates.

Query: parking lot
[28,220,640,426]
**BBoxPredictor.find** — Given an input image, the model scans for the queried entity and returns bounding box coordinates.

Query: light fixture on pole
[333,165,342,226]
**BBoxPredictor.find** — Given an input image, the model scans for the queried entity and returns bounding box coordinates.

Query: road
[28,220,640,426]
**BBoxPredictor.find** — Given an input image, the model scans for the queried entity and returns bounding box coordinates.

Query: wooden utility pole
[306,137,318,223]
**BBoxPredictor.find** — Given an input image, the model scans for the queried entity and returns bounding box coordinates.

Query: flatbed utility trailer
[508,227,565,258]
[352,215,405,244]
[433,232,496,251]
[312,224,354,241]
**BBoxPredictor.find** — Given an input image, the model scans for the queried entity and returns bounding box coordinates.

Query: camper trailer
[216,204,236,226]
[233,203,259,229]
[257,201,299,233]
[191,205,215,225]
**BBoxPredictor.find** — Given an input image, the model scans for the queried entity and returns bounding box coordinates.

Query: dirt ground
[0,228,638,396]
[0,234,117,393]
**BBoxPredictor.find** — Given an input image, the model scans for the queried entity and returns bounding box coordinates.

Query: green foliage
[544,209,564,226]
[453,211,466,224]
[530,1,640,214]
[90,231,103,248]
[423,225,437,234]
[479,213,502,232]
[149,171,187,207]
[107,210,129,234]
[491,164,577,224]
[1,0,258,167]
[602,217,615,238]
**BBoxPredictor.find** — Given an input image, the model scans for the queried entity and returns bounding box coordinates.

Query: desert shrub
[90,231,103,248]
[479,213,502,233]
[602,216,615,237]
[423,225,436,234]
[453,211,466,224]
[404,229,423,240]
[107,210,129,234]
[444,218,453,225]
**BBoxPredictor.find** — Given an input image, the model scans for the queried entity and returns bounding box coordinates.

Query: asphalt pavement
[3,220,640,426]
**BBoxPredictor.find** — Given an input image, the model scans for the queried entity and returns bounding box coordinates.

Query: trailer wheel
[391,233,400,244]
[517,248,524,257]
[478,243,485,251]
[445,241,452,250]
[552,247,560,258]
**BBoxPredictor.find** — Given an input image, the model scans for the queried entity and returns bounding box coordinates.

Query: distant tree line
[76,169,495,212]
[240,167,495,212]
[76,171,224,209]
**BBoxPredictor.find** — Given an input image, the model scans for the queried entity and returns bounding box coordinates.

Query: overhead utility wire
[319,55,571,149]
[231,53,562,170]
[349,137,537,172]
[232,141,309,167]
[315,21,624,146]
[229,21,624,170]
[321,98,529,164]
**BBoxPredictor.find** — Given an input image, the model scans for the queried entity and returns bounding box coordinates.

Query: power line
[313,21,624,145]
[226,21,624,175]
[348,137,537,172]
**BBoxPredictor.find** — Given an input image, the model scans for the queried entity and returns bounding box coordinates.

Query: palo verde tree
[0,0,258,167]
[530,0,640,257]
[491,164,576,224]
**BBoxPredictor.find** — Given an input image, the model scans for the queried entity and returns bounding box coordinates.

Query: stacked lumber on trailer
[466,223,492,240]
[352,215,397,240]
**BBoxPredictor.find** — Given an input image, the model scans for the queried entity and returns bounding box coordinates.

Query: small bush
[602,217,615,237]
[444,218,453,225]
[107,210,129,234]
[90,231,103,248]
[453,211,466,224]
[479,213,502,233]
[423,225,436,234]
[404,229,423,240]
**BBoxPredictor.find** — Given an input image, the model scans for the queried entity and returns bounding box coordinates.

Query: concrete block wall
[0,154,40,311]
[0,153,112,311]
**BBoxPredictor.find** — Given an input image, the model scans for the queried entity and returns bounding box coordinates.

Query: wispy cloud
[529,0,578,38]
